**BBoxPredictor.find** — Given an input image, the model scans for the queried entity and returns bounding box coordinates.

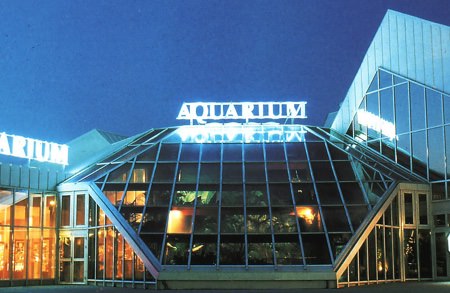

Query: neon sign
[0,132,68,165]
[177,101,307,124]
[357,110,396,140]
[175,123,306,143]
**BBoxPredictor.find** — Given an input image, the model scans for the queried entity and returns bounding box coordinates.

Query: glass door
[59,231,87,283]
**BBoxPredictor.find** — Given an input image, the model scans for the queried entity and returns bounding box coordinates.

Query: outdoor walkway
[0,281,449,293]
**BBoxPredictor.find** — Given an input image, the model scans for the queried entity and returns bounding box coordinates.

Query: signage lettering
[177,101,307,124]
[0,132,68,165]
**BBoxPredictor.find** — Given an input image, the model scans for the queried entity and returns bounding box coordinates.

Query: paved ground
[0,281,449,293]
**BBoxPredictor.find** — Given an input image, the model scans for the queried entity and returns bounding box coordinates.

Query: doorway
[59,231,87,283]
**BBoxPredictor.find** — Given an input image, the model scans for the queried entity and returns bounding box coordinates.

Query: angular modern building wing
[0,9,449,290]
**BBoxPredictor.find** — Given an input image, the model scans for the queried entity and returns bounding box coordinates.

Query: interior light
[447,234,450,253]
[191,244,204,252]
[294,207,316,224]
[49,200,56,206]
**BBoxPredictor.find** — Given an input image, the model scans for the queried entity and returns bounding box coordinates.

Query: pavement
[0,281,449,293]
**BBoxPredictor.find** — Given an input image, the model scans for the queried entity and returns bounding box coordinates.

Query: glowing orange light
[167,210,187,233]
[295,207,315,224]
[49,200,56,206]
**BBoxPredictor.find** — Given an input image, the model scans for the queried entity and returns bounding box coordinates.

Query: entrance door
[59,231,87,283]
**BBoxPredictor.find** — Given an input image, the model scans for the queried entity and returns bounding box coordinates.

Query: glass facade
[0,188,56,285]
[63,124,425,277]
[350,68,450,200]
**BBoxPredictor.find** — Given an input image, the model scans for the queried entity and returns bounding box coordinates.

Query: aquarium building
[0,10,449,289]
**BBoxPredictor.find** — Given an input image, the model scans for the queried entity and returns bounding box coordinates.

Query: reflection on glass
[167,208,193,234]
[295,206,322,232]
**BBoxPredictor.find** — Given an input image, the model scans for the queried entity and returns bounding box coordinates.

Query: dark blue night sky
[1,0,449,143]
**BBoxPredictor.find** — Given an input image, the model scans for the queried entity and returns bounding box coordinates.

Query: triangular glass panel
[379,70,393,88]
[367,71,379,93]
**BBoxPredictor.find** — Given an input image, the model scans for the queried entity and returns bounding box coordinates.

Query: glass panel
[13,228,27,279]
[444,95,450,124]
[368,229,376,280]
[412,130,427,178]
[271,207,297,233]
[148,184,171,206]
[177,163,198,183]
[158,143,179,161]
[332,161,356,181]
[190,235,217,265]
[347,205,369,231]
[315,183,342,205]
[105,229,113,279]
[285,143,307,161]
[396,133,411,169]
[28,228,41,279]
[222,163,242,183]
[167,208,193,234]
[44,195,56,227]
[301,234,330,264]
[376,227,386,280]
[153,163,177,183]
[274,235,302,265]
[265,144,286,161]
[220,236,245,265]
[418,230,432,278]
[136,145,158,161]
[435,232,448,277]
[289,162,311,182]
[428,127,445,179]
[88,230,95,279]
[76,194,86,226]
[306,142,328,160]
[201,144,221,162]
[385,228,394,279]
[244,144,264,162]
[164,235,190,265]
[296,206,322,232]
[380,88,394,139]
[194,207,218,233]
[359,241,368,281]
[199,163,220,184]
[366,92,380,140]
[14,192,28,226]
[124,241,133,279]
[0,189,12,225]
[322,206,351,232]
[222,144,242,161]
[368,71,378,92]
[340,182,365,204]
[221,184,244,206]
[73,261,84,282]
[97,228,105,278]
[379,70,392,88]
[107,164,131,183]
[221,207,245,233]
[130,163,154,183]
[245,163,266,183]
[311,161,335,181]
[197,186,219,206]
[404,229,418,278]
[248,239,273,265]
[404,193,414,225]
[410,83,426,131]
[247,208,271,233]
[293,183,317,205]
[30,194,42,227]
[269,184,292,206]
[426,89,443,127]
[418,194,428,225]
[394,83,410,134]
[42,229,55,279]
[0,226,10,279]
[433,214,446,226]
[246,184,268,207]
[267,162,289,182]
[61,195,71,226]
[179,144,200,161]
[60,262,70,282]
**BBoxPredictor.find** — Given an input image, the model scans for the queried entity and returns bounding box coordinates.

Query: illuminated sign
[177,101,307,124]
[175,123,306,143]
[0,132,68,165]
[357,109,396,140]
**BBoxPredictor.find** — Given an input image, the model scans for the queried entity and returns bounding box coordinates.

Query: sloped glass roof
[66,124,424,269]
